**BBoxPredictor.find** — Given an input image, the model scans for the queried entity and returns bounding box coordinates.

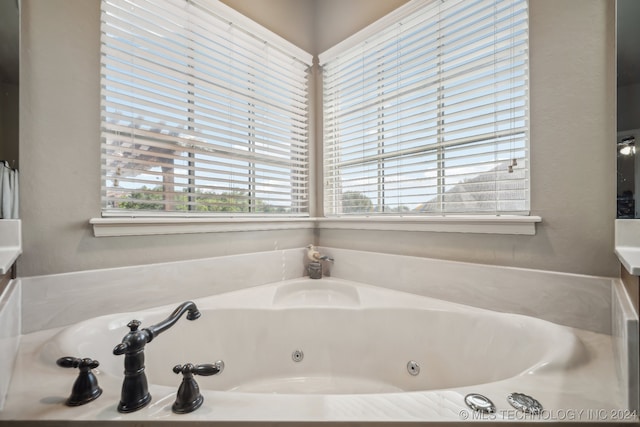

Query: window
[100,0,312,216]
[320,0,529,216]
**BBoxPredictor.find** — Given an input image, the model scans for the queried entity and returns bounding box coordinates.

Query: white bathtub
[1,277,630,423]
[46,277,585,394]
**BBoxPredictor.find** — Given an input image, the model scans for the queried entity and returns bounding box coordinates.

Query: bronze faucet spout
[146,301,200,342]
[113,301,200,413]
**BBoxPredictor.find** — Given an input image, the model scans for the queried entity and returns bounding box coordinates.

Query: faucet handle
[56,356,100,370]
[173,361,224,377]
[56,357,102,406]
[127,319,142,331]
[171,361,224,414]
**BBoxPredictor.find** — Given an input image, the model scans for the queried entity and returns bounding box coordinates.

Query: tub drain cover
[464,393,496,414]
[507,392,543,414]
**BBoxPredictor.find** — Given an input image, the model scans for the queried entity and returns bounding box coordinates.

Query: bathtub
[1,277,630,423]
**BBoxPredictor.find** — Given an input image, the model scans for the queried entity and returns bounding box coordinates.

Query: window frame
[99,0,313,217]
[92,0,540,237]
[319,0,530,217]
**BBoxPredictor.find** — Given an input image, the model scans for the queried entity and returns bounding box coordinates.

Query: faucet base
[117,393,151,413]
[56,357,103,406]
[172,393,204,414]
[66,379,102,407]
[308,261,322,279]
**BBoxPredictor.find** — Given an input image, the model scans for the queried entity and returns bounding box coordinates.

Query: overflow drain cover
[507,392,543,414]
[465,393,496,414]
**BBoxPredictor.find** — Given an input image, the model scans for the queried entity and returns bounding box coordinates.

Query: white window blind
[100,0,312,216]
[320,0,529,216]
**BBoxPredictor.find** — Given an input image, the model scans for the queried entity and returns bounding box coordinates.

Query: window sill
[89,217,316,237]
[90,215,541,237]
[317,215,541,235]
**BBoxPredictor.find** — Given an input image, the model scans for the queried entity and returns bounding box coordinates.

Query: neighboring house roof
[415,162,525,213]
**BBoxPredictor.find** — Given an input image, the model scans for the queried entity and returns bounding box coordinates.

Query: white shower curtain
[0,161,19,219]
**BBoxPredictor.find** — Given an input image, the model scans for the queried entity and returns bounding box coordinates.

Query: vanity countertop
[0,220,21,275]
[615,246,640,275]
[615,219,640,275]
[0,248,20,275]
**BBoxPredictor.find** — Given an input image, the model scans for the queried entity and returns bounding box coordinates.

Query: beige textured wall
[312,0,409,54]
[219,0,316,53]
[19,0,617,278]
[220,0,409,54]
